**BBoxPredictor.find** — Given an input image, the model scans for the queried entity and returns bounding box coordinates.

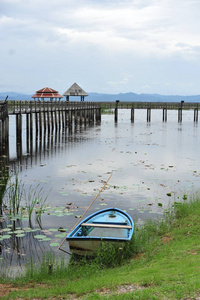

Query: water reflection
[9,117,94,171]
[0,115,100,271]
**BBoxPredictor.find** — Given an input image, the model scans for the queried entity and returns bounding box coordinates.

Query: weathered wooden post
[68,108,72,129]
[74,105,78,127]
[16,114,22,154]
[43,101,46,132]
[147,107,151,122]
[79,106,83,126]
[4,117,9,144]
[97,103,101,123]
[26,113,30,153]
[39,102,42,136]
[30,102,33,145]
[115,100,119,123]
[194,106,198,122]
[61,101,64,128]
[58,101,61,128]
[47,102,50,131]
[51,101,54,131]
[131,104,134,123]
[178,100,184,122]
[163,107,167,122]
[54,102,58,131]
[35,112,38,134]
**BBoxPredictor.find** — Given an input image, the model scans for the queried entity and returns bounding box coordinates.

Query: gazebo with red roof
[32,87,63,101]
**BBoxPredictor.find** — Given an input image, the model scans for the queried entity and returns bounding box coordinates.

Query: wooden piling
[115,100,119,123]
[178,108,182,122]
[131,106,134,123]
[147,108,151,122]
[163,108,167,122]
[194,108,198,122]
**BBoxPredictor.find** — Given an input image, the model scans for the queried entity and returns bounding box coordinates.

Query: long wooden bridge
[0,100,199,169]
[0,100,101,164]
[101,101,199,122]
[0,100,101,136]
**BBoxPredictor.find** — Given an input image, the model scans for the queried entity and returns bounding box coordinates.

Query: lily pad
[14,230,24,234]
[1,235,11,240]
[40,237,52,242]
[50,242,60,247]
[34,235,46,239]
[55,233,66,238]
[2,228,12,232]
[49,228,58,232]
[16,234,26,237]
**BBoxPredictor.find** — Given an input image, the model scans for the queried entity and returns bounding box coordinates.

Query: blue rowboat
[66,207,134,255]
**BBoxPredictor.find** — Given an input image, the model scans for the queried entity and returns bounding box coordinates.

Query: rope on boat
[58,172,113,254]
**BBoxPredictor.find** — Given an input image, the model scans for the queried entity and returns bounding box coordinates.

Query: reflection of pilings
[194,108,198,122]
[10,117,98,172]
[147,108,151,122]
[163,108,167,122]
[9,102,101,170]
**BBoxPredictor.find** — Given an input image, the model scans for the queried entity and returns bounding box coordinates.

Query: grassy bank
[1,196,200,299]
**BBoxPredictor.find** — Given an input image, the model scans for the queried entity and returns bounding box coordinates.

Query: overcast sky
[1,0,200,95]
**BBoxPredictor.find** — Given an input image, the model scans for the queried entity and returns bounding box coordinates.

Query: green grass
[101,108,114,114]
[1,196,200,299]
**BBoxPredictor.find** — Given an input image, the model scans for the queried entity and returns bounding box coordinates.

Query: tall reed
[24,183,48,225]
[0,166,9,215]
[5,174,23,216]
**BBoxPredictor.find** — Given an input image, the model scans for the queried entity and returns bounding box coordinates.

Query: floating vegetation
[50,242,60,247]
[34,235,47,240]
[15,234,25,237]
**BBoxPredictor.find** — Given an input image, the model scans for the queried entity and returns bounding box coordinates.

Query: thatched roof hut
[63,83,88,101]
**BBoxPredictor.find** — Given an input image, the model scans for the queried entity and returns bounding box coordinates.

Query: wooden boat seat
[81,223,132,229]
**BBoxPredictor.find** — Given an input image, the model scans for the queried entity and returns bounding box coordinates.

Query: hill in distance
[0,91,200,102]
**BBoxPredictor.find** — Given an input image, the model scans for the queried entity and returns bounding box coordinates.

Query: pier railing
[8,100,100,115]
[100,101,199,122]
[100,101,199,110]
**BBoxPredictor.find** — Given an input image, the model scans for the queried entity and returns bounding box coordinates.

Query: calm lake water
[1,108,200,273]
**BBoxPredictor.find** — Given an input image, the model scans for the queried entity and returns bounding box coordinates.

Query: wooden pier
[0,100,200,153]
[6,101,101,148]
[0,100,101,171]
[101,101,199,123]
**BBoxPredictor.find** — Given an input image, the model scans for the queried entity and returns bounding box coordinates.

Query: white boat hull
[69,240,102,256]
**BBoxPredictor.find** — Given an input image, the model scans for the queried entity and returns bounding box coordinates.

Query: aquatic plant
[5,174,23,216]
[24,183,48,225]
[0,166,9,215]
[1,172,49,227]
